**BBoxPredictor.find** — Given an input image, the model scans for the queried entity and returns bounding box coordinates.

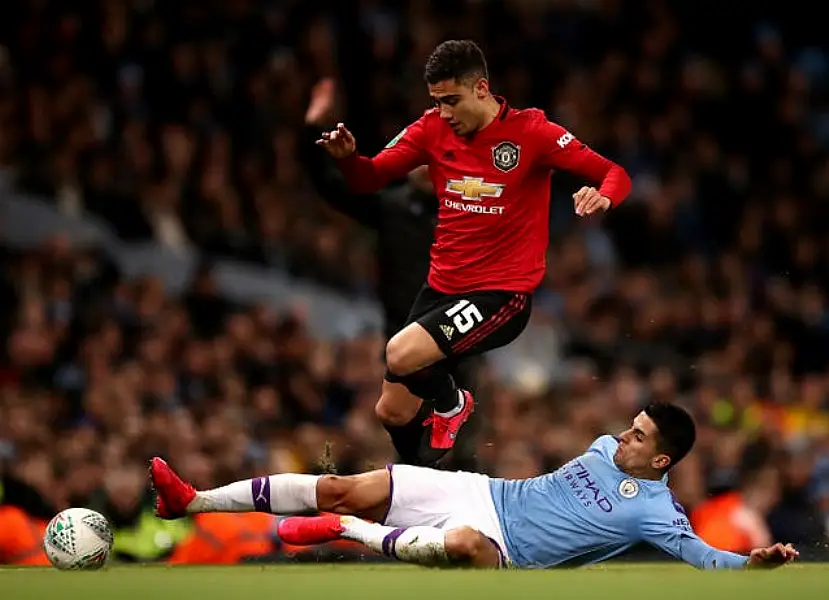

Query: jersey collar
[465,96,509,142]
[495,96,510,121]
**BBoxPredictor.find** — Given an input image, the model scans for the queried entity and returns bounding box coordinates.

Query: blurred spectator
[691,442,780,553]
[768,446,826,549]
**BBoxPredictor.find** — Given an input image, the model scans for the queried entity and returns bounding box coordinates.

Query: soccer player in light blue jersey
[151,403,798,569]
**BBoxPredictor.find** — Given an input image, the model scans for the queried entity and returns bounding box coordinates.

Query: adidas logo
[440,324,454,340]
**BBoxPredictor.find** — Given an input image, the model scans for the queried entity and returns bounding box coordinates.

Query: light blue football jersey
[489,435,748,569]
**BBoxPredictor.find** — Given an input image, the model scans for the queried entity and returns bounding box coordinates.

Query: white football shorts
[381,464,512,566]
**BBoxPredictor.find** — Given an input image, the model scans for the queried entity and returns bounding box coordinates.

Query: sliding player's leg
[280,515,501,568]
[150,458,391,523]
[278,464,509,569]
[152,459,508,568]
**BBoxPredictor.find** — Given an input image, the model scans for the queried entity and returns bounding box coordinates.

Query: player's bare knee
[385,335,416,376]
[444,527,492,564]
[315,475,355,513]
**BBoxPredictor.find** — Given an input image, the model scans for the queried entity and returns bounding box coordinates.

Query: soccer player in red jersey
[318,40,632,466]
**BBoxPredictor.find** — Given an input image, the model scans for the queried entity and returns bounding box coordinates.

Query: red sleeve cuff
[599,165,632,208]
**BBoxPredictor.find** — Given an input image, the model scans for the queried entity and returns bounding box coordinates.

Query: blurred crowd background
[2,0,829,564]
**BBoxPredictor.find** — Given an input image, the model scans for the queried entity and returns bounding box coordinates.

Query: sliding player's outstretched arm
[639,496,799,570]
[317,114,431,195]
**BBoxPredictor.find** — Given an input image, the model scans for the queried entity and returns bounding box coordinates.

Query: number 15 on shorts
[445,299,484,334]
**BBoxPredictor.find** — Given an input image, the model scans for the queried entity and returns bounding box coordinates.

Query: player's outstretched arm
[644,526,749,569]
[640,506,798,570]
[318,116,431,195]
[671,532,799,570]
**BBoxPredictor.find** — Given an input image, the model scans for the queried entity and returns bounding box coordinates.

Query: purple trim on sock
[381,464,395,525]
[252,476,271,512]
[381,527,406,558]
[485,536,506,568]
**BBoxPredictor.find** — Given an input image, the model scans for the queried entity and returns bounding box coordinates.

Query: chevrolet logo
[445,177,505,201]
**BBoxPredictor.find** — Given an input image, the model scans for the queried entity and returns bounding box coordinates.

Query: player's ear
[474,78,489,98]
[652,454,671,471]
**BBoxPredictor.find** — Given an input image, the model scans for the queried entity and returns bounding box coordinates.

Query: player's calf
[176,471,321,516]
[375,380,422,426]
[376,384,435,465]
[380,369,472,466]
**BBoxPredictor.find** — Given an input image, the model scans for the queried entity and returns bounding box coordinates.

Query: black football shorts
[405,283,532,358]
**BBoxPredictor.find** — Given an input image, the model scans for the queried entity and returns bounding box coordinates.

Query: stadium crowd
[2,0,829,563]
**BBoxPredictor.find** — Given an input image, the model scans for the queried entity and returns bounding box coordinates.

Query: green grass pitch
[1,563,826,600]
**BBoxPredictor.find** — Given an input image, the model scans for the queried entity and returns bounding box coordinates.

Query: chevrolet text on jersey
[444,177,505,215]
[336,98,632,295]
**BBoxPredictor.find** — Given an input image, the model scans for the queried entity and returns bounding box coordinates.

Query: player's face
[613,412,671,477]
[428,78,490,136]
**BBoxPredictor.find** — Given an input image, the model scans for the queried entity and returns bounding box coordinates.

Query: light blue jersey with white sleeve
[488,435,749,569]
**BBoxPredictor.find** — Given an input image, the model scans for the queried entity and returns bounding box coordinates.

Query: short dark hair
[644,403,696,471]
[424,40,489,85]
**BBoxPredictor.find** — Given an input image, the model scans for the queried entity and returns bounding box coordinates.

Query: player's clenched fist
[573,186,611,216]
[316,122,356,158]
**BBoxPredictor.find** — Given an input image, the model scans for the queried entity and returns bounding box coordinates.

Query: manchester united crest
[492,141,520,172]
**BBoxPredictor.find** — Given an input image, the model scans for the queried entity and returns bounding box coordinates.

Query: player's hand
[305,78,337,126]
[573,186,611,216]
[746,542,799,569]
[316,122,356,159]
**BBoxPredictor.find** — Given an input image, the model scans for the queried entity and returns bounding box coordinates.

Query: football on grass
[43,508,113,570]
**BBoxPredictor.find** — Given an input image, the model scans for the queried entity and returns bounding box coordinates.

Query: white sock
[341,517,449,565]
[188,474,321,514]
[435,390,465,418]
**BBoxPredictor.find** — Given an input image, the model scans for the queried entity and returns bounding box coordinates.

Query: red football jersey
[337,98,631,294]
